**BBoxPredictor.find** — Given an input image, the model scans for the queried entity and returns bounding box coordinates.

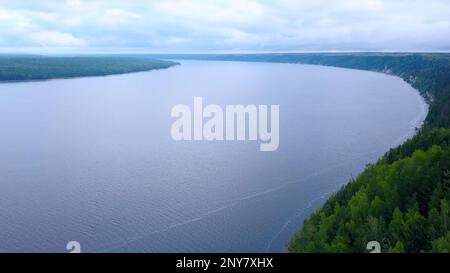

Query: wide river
[0,60,427,252]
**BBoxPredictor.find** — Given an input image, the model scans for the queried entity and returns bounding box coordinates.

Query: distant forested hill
[150,53,450,252]
[0,55,178,82]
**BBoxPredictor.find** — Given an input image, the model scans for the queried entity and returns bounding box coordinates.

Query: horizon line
[1,48,450,56]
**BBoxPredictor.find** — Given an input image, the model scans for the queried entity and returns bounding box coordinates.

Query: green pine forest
[286,54,450,253]
[242,53,450,253]
[0,55,178,82]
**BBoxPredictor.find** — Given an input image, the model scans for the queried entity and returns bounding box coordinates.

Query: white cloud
[101,8,141,25]
[66,0,81,7]
[0,8,14,20]
[29,31,86,47]
[154,0,265,25]
[0,0,448,51]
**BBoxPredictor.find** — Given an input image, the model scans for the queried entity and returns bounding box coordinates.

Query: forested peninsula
[152,53,450,252]
[0,55,178,82]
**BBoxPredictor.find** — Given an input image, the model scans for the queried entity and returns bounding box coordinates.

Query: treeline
[149,53,450,252]
[290,129,450,252]
[283,54,450,253]
[0,55,178,82]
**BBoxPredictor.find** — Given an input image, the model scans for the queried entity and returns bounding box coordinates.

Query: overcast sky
[0,0,449,53]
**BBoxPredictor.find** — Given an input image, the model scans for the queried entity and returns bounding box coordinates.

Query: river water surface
[0,61,427,252]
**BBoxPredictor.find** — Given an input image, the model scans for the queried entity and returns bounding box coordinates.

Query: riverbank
[0,55,179,82]
[281,54,450,253]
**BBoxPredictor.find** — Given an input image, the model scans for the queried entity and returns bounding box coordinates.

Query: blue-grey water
[0,61,427,253]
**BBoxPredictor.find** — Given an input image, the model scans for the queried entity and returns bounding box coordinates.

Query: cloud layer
[0,0,449,52]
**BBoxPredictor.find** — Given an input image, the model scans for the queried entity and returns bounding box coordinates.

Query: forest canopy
[0,55,178,82]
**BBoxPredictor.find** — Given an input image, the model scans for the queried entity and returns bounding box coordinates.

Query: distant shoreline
[0,56,179,84]
[0,65,179,84]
